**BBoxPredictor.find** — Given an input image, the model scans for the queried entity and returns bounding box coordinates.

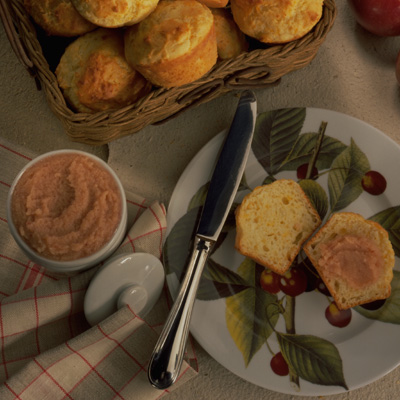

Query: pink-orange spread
[11,153,122,261]
[318,235,384,288]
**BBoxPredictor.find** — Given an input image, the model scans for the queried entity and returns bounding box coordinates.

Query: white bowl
[6,149,127,273]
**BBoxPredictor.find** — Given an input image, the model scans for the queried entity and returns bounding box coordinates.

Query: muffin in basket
[24,0,96,37]
[196,0,228,7]
[230,0,324,44]
[55,28,152,113]
[124,0,218,88]
[235,180,321,275]
[71,0,159,28]
[211,8,248,60]
[304,212,395,310]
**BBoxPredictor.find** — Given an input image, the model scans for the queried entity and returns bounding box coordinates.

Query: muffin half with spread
[304,212,395,310]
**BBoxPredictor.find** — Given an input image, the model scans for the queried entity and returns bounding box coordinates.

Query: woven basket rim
[2,0,337,145]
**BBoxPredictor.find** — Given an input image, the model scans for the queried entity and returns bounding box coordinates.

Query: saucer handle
[117,284,148,312]
[84,253,164,326]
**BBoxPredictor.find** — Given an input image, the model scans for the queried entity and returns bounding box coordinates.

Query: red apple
[348,0,400,36]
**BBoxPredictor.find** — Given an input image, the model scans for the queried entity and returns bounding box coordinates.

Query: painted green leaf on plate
[369,206,400,257]
[328,138,370,212]
[280,133,347,171]
[163,206,250,300]
[299,179,329,220]
[262,175,276,185]
[188,182,209,211]
[252,108,306,176]
[163,206,200,281]
[277,333,348,390]
[198,258,251,301]
[354,271,400,324]
[226,260,280,366]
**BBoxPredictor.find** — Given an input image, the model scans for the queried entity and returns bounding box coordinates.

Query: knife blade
[148,90,257,390]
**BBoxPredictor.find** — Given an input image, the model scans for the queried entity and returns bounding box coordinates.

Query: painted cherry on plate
[361,171,387,195]
[360,299,386,310]
[270,352,290,376]
[279,266,308,297]
[260,268,281,294]
[325,302,352,328]
[296,163,318,180]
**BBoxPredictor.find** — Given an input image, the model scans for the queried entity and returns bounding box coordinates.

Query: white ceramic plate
[164,108,400,396]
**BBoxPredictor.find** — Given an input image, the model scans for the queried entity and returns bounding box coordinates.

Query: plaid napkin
[0,140,198,399]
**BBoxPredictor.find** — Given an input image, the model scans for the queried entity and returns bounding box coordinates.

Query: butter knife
[148,90,257,390]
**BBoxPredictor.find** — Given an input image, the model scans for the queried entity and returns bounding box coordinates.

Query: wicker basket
[0,0,336,145]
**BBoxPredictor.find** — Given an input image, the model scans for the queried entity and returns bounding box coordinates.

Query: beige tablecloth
[0,139,198,399]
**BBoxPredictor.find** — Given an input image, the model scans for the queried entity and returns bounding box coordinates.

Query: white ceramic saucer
[84,252,165,326]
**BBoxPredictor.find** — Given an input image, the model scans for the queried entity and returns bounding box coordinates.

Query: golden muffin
[235,180,321,275]
[71,0,159,27]
[56,28,152,113]
[197,0,228,7]
[124,0,218,88]
[24,0,96,36]
[230,0,324,44]
[211,8,248,60]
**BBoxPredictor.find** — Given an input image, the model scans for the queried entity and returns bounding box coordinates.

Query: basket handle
[0,0,33,70]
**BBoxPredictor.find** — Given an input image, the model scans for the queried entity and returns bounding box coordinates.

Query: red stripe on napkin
[0,143,32,161]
